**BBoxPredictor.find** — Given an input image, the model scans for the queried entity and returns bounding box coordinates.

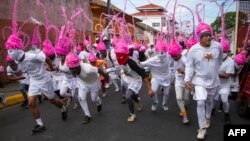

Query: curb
[0,93,24,109]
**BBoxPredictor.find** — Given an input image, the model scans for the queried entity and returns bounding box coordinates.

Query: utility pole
[104,0,111,50]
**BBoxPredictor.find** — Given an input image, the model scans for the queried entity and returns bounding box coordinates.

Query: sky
[101,0,236,24]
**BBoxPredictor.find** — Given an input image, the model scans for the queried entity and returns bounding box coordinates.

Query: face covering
[116,53,129,65]
[157,52,166,60]
[8,49,24,61]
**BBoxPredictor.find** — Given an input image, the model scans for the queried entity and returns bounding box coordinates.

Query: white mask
[157,52,166,60]
[8,49,24,61]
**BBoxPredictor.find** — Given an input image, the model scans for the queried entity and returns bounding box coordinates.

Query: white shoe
[127,114,136,122]
[73,103,80,109]
[204,119,210,128]
[197,128,207,140]
[105,83,110,89]
[115,88,119,92]
[102,93,107,97]
[182,116,189,124]
[162,105,169,111]
[151,103,158,111]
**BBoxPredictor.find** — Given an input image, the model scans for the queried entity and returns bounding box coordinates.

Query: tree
[211,11,248,32]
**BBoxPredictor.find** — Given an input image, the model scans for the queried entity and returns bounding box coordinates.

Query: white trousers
[151,78,170,106]
[60,78,77,98]
[175,86,190,113]
[78,84,101,117]
[195,87,217,129]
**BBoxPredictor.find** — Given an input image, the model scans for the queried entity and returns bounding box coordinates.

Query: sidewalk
[0,83,24,109]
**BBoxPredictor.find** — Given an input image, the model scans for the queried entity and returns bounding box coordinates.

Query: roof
[136,22,159,33]
[89,0,121,12]
[137,4,164,10]
[89,0,141,22]
[132,11,165,16]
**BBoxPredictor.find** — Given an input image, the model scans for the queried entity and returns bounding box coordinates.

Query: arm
[184,49,194,89]
[127,59,154,97]
[7,74,25,81]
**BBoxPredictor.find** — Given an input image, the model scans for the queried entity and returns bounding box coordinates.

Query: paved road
[0,84,249,141]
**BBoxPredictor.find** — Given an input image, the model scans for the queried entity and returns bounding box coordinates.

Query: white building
[131,4,171,32]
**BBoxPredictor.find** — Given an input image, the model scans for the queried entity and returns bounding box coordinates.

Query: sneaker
[182,116,189,124]
[197,128,207,140]
[61,106,68,121]
[151,103,158,111]
[73,103,80,109]
[115,88,119,92]
[102,93,107,97]
[105,83,110,88]
[127,113,136,122]
[97,104,102,112]
[31,125,46,135]
[225,113,231,125]
[204,119,210,128]
[162,105,169,111]
[82,116,91,124]
[121,97,126,104]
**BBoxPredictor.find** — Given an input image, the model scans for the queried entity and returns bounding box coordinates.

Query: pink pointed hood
[65,52,80,68]
[88,51,97,62]
[168,40,183,56]
[43,40,55,57]
[234,51,246,65]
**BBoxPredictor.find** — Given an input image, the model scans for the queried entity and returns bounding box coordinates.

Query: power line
[128,0,137,9]
[146,0,152,4]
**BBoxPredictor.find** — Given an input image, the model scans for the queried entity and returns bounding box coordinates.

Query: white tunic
[219,57,235,88]
[77,62,100,87]
[16,52,51,84]
[185,41,223,88]
[173,55,187,87]
[140,55,171,85]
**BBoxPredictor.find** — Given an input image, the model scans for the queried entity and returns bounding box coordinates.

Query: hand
[17,76,26,80]
[185,81,192,89]
[148,88,154,97]
[177,68,184,74]
[46,67,55,71]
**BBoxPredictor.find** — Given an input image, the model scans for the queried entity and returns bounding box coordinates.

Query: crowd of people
[0,0,249,140]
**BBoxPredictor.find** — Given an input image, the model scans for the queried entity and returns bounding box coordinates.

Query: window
[152,22,160,27]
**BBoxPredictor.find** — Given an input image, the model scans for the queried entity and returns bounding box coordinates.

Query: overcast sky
[101,0,236,24]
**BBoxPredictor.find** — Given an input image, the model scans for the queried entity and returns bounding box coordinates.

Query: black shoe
[225,113,231,125]
[97,104,102,112]
[31,125,46,135]
[20,100,28,107]
[82,116,91,124]
[61,106,68,121]
[121,97,126,104]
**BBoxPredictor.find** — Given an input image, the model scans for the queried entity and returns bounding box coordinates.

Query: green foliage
[211,11,248,32]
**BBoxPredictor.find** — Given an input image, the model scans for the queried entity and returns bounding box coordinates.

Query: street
[0,84,249,141]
